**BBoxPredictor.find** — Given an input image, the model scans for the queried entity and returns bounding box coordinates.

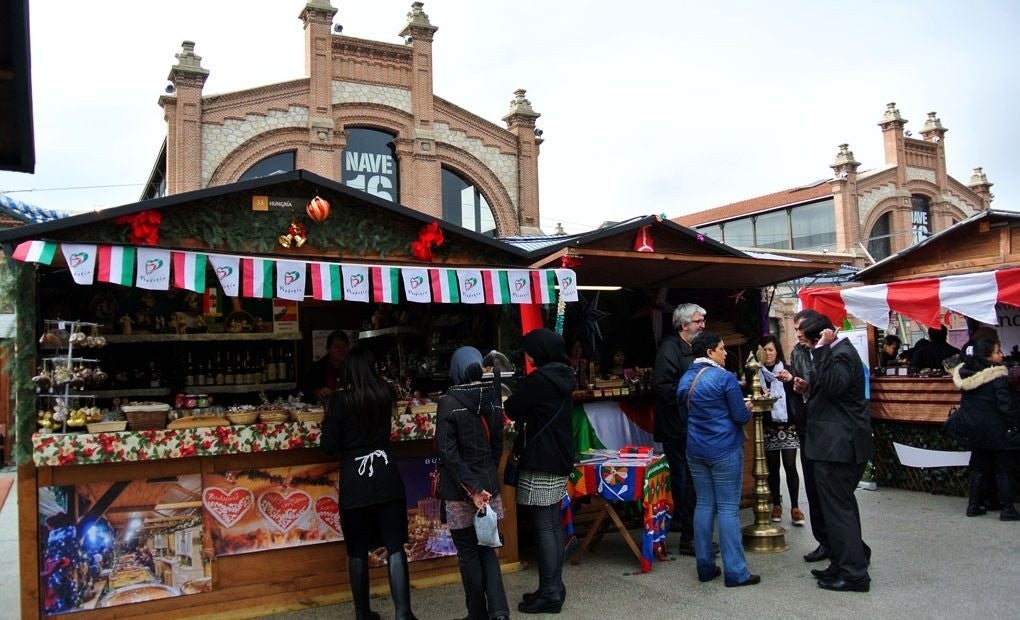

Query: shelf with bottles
[101,332,302,344]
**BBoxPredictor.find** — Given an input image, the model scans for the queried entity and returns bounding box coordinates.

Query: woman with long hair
[677,331,758,587]
[757,335,804,526]
[435,346,509,620]
[951,337,1020,520]
[321,345,417,620]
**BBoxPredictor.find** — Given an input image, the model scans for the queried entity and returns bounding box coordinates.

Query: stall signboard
[996,303,1020,356]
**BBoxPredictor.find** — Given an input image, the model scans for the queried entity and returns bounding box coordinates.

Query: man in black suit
[793,313,873,592]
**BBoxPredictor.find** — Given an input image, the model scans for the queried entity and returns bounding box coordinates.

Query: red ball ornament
[306,195,331,222]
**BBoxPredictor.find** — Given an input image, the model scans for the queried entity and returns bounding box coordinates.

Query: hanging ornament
[410,221,444,261]
[306,195,331,222]
[634,225,655,252]
[114,209,162,245]
[278,219,308,248]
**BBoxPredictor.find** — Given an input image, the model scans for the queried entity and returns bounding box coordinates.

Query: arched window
[911,194,932,244]
[341,128,400,202]
[441,167,496,235]
[867,212,892,262]
[239,151,295,181]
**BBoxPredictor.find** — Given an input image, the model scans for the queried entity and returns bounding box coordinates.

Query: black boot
[347,556,380,620]
[387,551,418,620]
[967,471,987,516]
[996,473,1020,521]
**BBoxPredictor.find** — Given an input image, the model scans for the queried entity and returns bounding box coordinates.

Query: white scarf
[759,361,789,422]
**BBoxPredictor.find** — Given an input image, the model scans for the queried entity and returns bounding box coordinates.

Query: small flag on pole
[276,260,306,301]
[136,247,171,290]
[172,251,207,293]
[430,269,460,303]
[507,269,533,304]
[457,269,484,304]
[371,266,401,304]
[209,255,240,297]
[61,244,98,285]
[531,270,557,304]
[483,270,510,305]
[11,240,57,264]
[342,265,370,303]
[310,262,343,301]
[401,267,432,303]
[241,257,274,298]
[97,245,136,286]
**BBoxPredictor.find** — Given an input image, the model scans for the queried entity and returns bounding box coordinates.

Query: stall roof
[511,215,836,289]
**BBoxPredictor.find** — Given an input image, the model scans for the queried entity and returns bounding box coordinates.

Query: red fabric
[798,286,848,328]
[618,398,656,435]
[996,267,1020,307]
[519,303,544,374]
[888,278,941,328]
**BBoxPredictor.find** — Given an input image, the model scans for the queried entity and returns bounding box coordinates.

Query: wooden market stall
[800,209,1020,495]
[0,170,583,619]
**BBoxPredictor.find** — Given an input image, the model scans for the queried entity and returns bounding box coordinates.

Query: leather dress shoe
[698,566,722,583]
[811,566,837,580]
[803,545,830,562]
[818,577,870,592]
[725,574,761,588]
[518,595,564,614]
[522,587,565,604]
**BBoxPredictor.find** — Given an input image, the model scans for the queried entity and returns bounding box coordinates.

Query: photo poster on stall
[202,463,342,557]
[37,474,208,615]
[995,303,1020,357]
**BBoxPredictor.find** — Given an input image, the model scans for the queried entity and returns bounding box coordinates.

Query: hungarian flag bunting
[371,266,401,304]
[60,244,98,285]
[97,245,136,286]
[241,257,274,298]
[172,251,207,293]
[135,247,171,291]
[342,265,370,303]
[531,269,557,304]
[430,269,460,303]
[555,269,579,302]
[275,260,306,301]
[310,262,343,301]
[209,255,240,297]
[798,266,1020,330]
[457,269,484,304]
[401,267,432,303]
[483,270,510,305]
[507,269,533,304]
[11,240,57,264]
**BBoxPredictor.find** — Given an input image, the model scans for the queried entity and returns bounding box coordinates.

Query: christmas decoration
[634,225,655,252]
[410,221,444,261]
[306,195,331,222]
[278,219,308,248]
[113,210,162,245]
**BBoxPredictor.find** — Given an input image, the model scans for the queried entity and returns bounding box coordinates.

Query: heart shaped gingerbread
[257,490,312,532]
[203,486,254,528]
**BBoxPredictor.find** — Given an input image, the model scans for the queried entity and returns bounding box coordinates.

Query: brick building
[148,1,544,236]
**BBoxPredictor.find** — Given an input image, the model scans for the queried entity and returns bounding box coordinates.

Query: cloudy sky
[3,0,1018,234]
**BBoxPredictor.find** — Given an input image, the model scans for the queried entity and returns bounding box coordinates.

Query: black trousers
[799,434,828,547]
[814,460,870,583]
[662,437,696,540]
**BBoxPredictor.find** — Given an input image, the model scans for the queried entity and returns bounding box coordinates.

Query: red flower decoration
[114,210,162,245]
[561,255,582,269]
[411,221,444,262]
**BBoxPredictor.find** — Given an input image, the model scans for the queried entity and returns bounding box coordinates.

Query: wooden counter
[870,376,960,423]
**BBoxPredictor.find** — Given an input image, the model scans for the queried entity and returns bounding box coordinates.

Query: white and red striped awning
[798,267,1020,329]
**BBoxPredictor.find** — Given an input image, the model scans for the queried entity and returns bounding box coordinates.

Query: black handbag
[944,404,971,448]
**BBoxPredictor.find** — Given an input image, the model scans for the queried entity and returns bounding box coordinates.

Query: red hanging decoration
[634,225,655,252]
[113,210,162,245]
[278,219,307,248]
[411,221,444,262]
[306,195,331,222]
[561,255,582,269]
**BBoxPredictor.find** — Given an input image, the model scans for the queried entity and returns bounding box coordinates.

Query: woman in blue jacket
[677,331,758,587]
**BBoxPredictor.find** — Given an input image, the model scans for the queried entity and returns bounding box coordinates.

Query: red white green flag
[241,257,274,298]
[209,255,240,297]
[60,244,98,284]
[276,260,306,301]
[555,269,578,302]
[136,247,171,290]
[11,240,57,264]
[371,266,401,304]
[401,267,431,303]
[430,269,460,303]
[97,245,136,286]
[507,269,533,304]
[531,270,557,304]
[172,251,207,293]
[310,262,343,301]
[342,265,370,303]
[457,269,484,304]
[483,270,510,305]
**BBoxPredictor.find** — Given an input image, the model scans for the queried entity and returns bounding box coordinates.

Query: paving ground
[3,465,1018,619]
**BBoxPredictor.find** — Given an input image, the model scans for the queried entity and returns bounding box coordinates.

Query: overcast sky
[3,0,1018,234]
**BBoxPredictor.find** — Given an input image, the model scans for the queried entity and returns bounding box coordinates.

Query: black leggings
[766,448,800,507]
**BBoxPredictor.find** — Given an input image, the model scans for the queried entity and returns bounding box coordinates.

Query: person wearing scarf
[757,335,805,527]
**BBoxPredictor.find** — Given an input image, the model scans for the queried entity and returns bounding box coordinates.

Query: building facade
[154,1,544,236]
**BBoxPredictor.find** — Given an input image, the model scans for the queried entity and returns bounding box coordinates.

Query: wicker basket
[87,420,128,434]
[226,411,258,425]
[258,409,290,424]
[125,410,168,431]
[408,403,438,417]
[291,409,325,424]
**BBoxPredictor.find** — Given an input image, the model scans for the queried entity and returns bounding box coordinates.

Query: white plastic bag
[473,505,502,548]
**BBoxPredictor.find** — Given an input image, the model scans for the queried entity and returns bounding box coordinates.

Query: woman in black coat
[321,346,417,620]
[951,338,1020,520]
[435,346,509,620]
[504,329,575,615]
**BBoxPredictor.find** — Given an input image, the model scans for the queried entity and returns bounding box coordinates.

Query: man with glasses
[654,303,708,556]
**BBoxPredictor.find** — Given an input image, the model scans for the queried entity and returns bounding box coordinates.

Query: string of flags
[9,240,579,305]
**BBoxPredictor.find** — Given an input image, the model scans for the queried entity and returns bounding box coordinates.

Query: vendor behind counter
[300,330,349,404]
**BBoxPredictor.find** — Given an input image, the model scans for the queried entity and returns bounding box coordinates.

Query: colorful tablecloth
[565,455,672,572]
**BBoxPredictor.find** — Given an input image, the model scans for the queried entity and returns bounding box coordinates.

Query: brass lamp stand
[741,351,789,553]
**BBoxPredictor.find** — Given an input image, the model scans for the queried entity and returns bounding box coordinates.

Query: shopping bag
[474,506,502,548]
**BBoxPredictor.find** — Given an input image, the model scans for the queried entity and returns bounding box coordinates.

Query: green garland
[0,258,37,465]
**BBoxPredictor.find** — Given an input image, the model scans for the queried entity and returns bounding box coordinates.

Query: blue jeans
[688,448,751,585]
